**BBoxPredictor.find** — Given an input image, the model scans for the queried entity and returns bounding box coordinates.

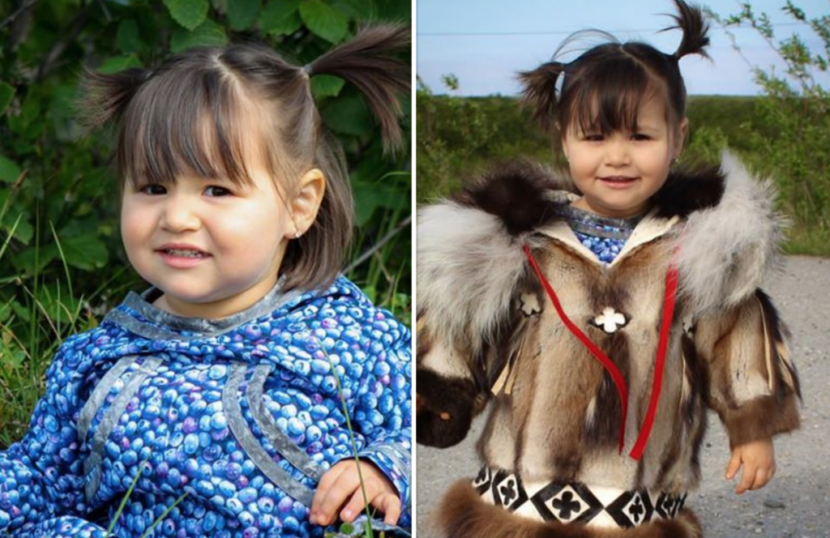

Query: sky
[416,0,830,96]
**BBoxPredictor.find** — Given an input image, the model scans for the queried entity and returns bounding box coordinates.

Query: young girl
[416,2,800,537]
[0,26,411,538]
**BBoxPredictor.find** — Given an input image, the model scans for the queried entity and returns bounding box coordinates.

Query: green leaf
[321,93,373,136]
[7,92,40,137]
[12,244,58,274]
[299,0,348,43]
[228,0,261,31]
[58,232,108,271]
[0,156,22,183]
[116,19,143,54]
[0,83,14,116]
[2,215,34,245]
[338,522,355,535]
[164,0,209,31]
[375,0,409,20]
[332,0,374,21]
[311,75,345,98]
[98,55,144,75]
[259,0,301,35]
[353,181,408,225]
[171,19,229,53]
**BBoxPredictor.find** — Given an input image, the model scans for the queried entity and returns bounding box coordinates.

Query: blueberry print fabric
[0,277,412,538]
[554,204,641,264]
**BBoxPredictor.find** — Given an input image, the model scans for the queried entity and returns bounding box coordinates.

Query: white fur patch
[674,151,783,315]
[419,337,473,380]
[417,202,528,351]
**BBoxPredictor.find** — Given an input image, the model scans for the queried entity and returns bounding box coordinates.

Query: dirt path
[415,255,830,538]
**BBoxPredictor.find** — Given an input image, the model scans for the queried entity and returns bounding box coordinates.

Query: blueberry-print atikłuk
[0,277,411,538]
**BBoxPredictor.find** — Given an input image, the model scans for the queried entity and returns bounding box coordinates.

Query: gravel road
[415,255,830,538]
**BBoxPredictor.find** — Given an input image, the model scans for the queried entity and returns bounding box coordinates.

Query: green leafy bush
[0,0,411,447]
[708,1,830,254]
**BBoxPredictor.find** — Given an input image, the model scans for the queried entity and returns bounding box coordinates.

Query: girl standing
[416,2,800,537]
[0,26,411,538]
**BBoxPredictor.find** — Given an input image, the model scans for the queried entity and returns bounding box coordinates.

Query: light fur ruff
[673,151,783,316]
[417,202,535,351]
[437,481,703,538]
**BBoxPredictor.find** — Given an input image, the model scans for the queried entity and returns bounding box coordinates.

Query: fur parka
[416,153,801,538]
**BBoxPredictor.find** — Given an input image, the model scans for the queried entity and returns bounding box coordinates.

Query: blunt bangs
[559,44,675,138]
[117,50,265,189]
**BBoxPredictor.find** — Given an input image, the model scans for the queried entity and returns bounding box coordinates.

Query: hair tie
[302,64,313,76]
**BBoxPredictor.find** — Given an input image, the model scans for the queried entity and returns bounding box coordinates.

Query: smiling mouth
[600,176,638,183]
[158,248,209,258]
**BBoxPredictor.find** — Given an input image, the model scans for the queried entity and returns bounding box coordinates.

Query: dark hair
[519,0,709,137]
[81,25,410,292]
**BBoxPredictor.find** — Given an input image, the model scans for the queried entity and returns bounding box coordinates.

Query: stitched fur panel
[717,393,801,448]
[691,290,800,449]
[436,481,703,538]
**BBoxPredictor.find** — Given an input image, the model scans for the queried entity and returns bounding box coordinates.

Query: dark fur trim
[453,161,565,235]
[584,332,629,449]
[417,369,481,448]
[436,480,703,538]
[680,334,709,484]
[452,161,726,237]
[719,393,801,449]
[756,289,801,399]
[651,164,725,218]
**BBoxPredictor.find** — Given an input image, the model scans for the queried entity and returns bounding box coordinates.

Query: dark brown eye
[205,186,232,197]
[139,184,167,195]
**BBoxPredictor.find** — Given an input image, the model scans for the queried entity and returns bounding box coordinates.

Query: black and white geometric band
[473,466,688,529]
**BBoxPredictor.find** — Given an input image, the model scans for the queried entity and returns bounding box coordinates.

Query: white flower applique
[592,307,628,333]
[520,293,542,317]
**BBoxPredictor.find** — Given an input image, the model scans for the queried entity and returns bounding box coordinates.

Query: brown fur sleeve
[416,313,490,448]
[692,289,801,448]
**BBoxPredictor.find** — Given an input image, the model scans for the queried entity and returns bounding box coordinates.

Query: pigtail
[305,24,411,152]
[518,61,566,133]
[666,0,711,59]
[79,66,151,130]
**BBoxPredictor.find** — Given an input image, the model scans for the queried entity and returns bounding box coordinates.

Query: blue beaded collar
[553,204,643,240]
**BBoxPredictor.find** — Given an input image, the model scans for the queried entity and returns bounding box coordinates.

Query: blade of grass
[319,338,375,538]
[49,221,74,300]
[140,491,189,538]
[106,459,149,536]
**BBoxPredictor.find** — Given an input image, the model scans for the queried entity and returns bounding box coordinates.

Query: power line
[419,22,811,37]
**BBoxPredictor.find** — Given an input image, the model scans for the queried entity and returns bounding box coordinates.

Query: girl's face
[561,96,687,219]
[120,155,294,319]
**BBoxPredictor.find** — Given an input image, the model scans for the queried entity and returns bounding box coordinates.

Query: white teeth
[164,249,204,257]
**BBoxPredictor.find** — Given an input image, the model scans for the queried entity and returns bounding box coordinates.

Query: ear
[289,168,326,237]
[674,117,690,159]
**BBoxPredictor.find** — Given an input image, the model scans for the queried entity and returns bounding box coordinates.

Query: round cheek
[119,201,141,260]
[212,202,289,269]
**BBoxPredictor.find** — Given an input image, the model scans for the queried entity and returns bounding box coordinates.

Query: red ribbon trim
[629,263,679,460]
[522,245,629,454]
[522,244,679,460]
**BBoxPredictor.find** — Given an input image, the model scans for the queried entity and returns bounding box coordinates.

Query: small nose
[605,137,631,166]
[160,194,201,232]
